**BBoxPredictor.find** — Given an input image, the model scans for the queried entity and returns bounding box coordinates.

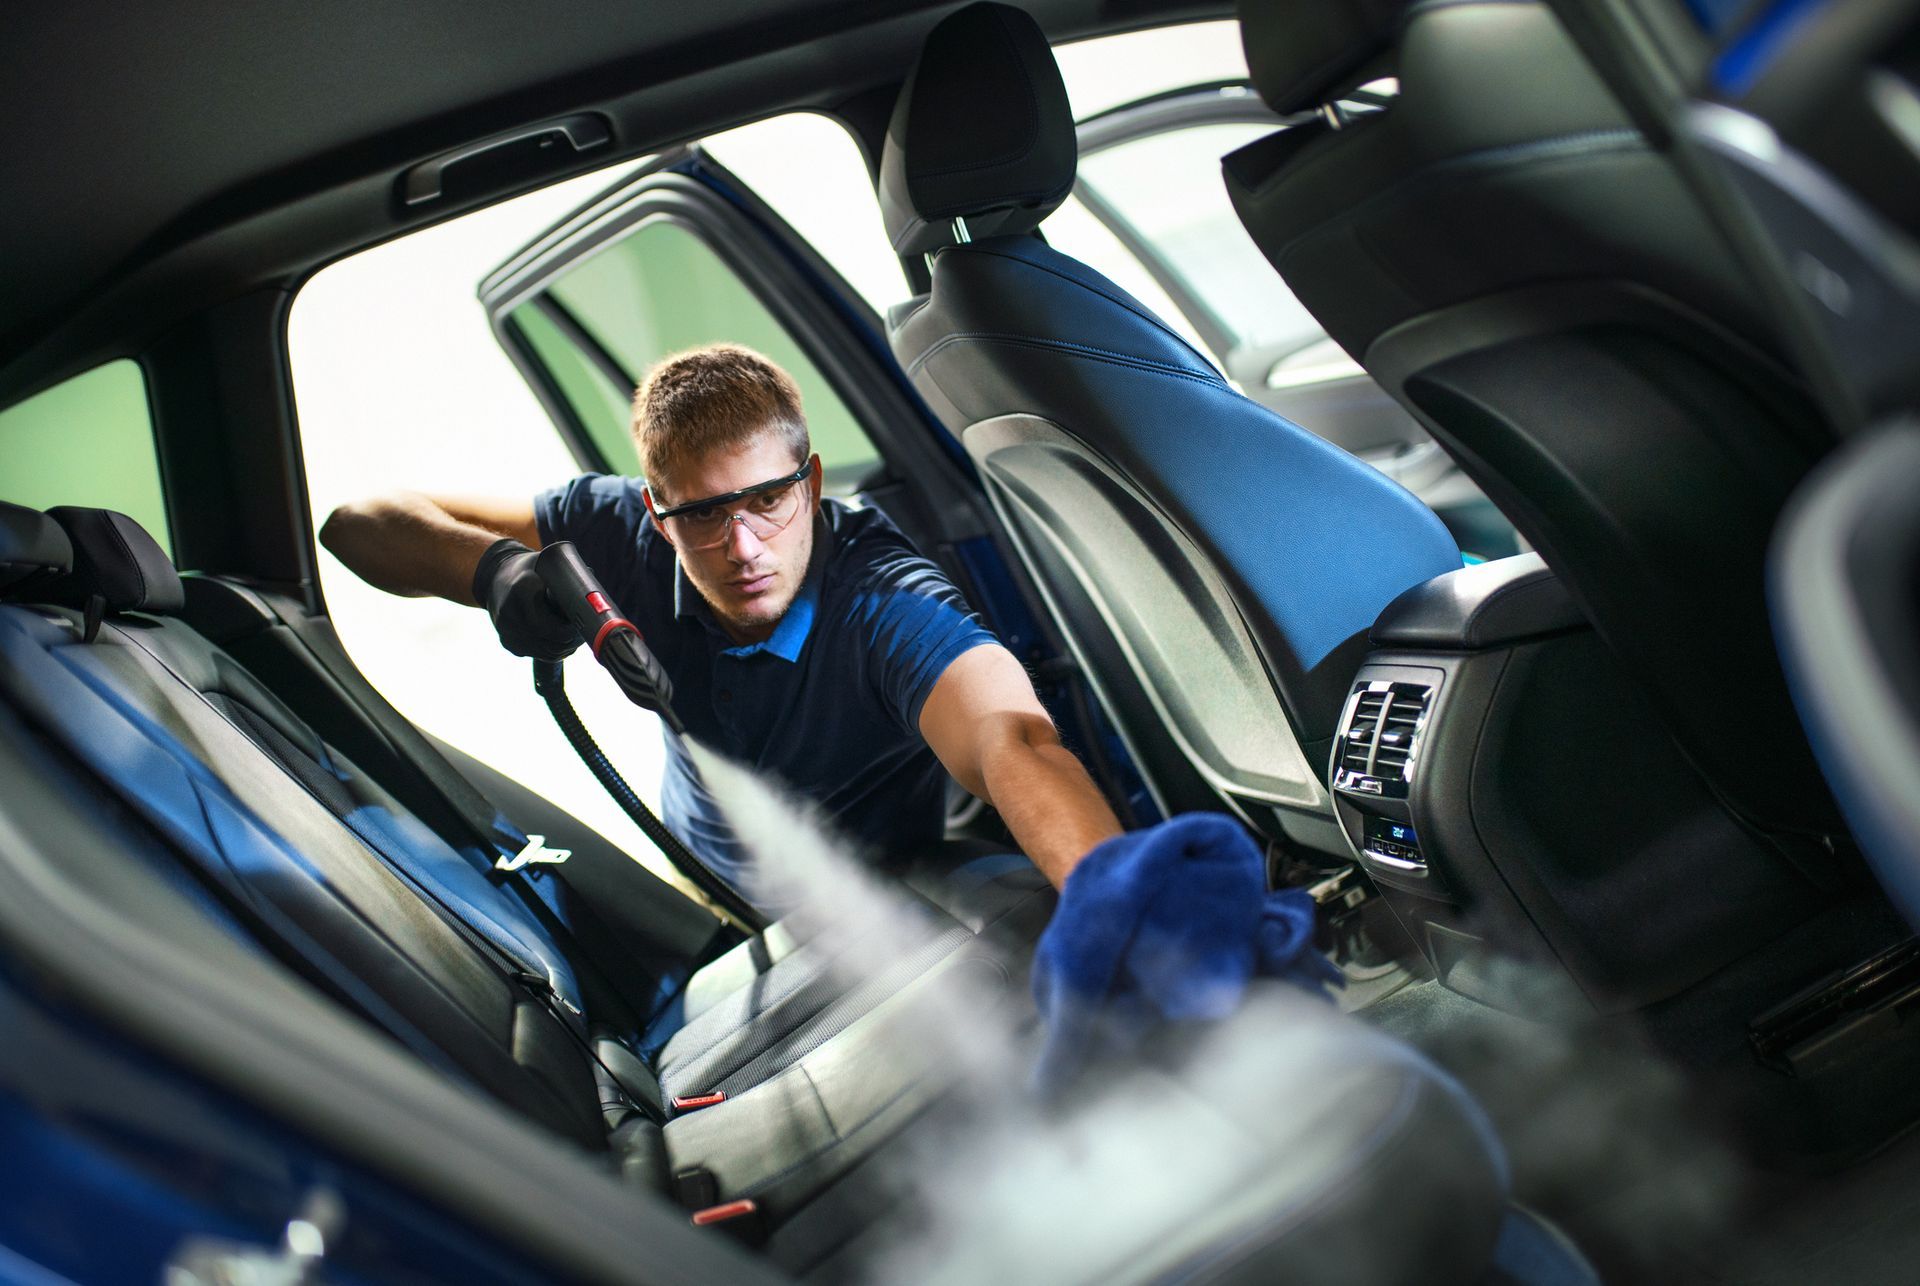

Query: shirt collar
[672,512,832,663]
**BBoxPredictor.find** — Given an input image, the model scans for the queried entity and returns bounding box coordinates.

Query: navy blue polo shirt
[534,475,998,899]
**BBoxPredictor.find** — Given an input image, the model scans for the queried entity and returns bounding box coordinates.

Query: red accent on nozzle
[586,591,611,614]
[691,1199,757,1226]
[591,617,636,659]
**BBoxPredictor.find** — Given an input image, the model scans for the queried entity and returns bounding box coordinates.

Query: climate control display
[1363,815,1425,868]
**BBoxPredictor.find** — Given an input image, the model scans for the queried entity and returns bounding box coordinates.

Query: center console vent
[1333,681,1433,799]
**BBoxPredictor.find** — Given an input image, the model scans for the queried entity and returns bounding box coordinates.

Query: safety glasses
[649,462,813,550]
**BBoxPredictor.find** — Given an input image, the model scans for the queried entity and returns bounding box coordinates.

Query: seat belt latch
[497,834,571,872]
[670,1091,726,1112]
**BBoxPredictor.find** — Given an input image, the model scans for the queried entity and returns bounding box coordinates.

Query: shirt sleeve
[853,546,1000,736]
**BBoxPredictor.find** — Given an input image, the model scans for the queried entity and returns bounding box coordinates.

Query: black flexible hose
[533,660,767,932]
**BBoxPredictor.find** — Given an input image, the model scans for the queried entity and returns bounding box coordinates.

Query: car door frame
[477,137,1159,826]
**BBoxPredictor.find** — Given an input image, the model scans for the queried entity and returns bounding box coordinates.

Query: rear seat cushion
[679,921,805,1024]
[656,864,1054,1106]
[664,942,1027,1219]
[772,984,1509,1286]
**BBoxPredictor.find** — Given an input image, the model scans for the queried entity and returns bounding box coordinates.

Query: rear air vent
[1333,682,1433,799]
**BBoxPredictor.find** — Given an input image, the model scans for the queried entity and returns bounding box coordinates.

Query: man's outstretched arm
[919,644,1123,889]
[319,491,540,603]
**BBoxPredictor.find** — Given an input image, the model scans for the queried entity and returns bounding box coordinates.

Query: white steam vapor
[682,739,1739,1284]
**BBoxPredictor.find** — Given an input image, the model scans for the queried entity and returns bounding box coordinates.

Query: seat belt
[254,596,732,1013]
[0,613,585,1137]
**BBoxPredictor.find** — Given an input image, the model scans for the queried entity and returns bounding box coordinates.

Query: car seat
[1222,0,1848,863]
[881,1,1462,855]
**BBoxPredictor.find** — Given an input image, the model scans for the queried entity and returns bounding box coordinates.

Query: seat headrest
[0,501,74,591]
[1238,0,1408,115]
[878,2,1077,257]
[45,507,184,615]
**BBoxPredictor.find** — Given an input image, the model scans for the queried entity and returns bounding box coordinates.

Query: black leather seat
[1222,0,1847,859]
[0,500,1050,1213]
[0,499,1532,1280]
[881,2,1463,853]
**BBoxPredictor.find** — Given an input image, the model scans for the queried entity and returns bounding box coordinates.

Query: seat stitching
[731,1040,951,1201]
[1249,122,1641,204]
[950,243,1221,370]
[103,513,148,606]
[909,332,1230,389]
[660,947,840,1071]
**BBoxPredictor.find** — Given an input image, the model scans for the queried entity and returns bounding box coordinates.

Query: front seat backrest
[882,2,1461,843]
[1223,0,1845,849]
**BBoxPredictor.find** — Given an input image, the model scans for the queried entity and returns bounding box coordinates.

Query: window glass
[512,302,637,472]
[291,113,898,883]
[1077,122,1325,357]
[0,359,171,551]
[513,217,881,490]
[704,114,909,312]
[291,163,692,884]
[1054,21,1249,119]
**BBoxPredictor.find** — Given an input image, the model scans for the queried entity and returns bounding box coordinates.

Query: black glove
[473,538,582,660]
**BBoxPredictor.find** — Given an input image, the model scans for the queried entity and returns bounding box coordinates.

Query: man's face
[644,431,822,646]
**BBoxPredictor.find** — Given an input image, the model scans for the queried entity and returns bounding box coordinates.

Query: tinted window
[0,359,171,551]
[514,217,879,488]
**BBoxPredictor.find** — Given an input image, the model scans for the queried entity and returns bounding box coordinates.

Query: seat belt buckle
[691,1198,758,1227]
[673,1166,718,1210]
[670,1090,726,1112]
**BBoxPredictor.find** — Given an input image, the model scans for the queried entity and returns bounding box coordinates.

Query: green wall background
[0,360,173,551]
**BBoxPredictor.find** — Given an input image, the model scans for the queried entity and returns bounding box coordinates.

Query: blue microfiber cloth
[1031,812,1343,1096]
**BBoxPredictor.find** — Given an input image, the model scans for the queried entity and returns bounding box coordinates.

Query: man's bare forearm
[978,713,1122,888]
[319,491,522,604]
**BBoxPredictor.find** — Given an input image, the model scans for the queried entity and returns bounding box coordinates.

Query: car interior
[4,0,1920,1283]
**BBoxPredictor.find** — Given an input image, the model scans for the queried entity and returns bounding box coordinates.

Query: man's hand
[473,539,583,661]
[919,644,1123,888]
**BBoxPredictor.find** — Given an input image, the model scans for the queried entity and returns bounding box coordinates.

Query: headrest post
[1320,102,1350,131]
[951,217,972,244]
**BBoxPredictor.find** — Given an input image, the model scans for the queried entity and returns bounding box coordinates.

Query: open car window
[499,213,882,491]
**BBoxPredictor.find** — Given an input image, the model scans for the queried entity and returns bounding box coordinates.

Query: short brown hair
[631,344,808,497]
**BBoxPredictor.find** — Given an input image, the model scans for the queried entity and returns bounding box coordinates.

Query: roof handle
[399,113,612,209]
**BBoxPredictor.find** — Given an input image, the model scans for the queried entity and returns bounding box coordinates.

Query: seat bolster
[892,236,1224,384]
[663,948,1019,1219]
[679,921,804,1023]
[893,250,1462,740]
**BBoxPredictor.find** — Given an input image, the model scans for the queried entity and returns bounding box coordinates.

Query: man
[322,344,1121,896]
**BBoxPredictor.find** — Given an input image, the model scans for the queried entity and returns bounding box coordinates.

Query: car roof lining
[0,0,1230,406]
